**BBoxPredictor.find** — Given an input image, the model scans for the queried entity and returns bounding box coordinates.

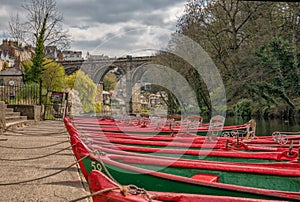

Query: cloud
[0,0,187,57]
[58,0,185,25]
[66,0,186,57]
[0,1,24,32]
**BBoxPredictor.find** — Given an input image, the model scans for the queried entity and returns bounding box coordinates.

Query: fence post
[39,79,42,105]
[0,101,6,135]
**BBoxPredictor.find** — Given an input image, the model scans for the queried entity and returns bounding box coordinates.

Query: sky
[0,0,187,57]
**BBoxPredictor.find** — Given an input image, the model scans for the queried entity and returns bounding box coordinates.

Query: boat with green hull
[64,117,300,201]
[73,139,300,201]
[87,170,283,202]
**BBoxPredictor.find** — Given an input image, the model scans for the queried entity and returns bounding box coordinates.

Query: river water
[224,116,300,136]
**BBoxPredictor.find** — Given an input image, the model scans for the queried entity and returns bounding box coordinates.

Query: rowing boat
[71,132,299,162]
[79,130,300,150]
[72,116,300,147]
[64,117,300,201]
[71,115,249,136]
[65,117,300,163]
[87,170,284,202]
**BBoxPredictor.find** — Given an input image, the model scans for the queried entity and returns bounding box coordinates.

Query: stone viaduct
[59,55,154,113]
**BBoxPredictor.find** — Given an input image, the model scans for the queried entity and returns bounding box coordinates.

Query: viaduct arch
[59,56,154,113]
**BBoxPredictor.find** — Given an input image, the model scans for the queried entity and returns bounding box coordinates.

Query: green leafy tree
[42,59,65,92]
[175,0,300,117]
[254,37,298,109]
[166,0,270,115]
[28,14,47,83]
[66,70,97,113]
[10,0,71,83]
[103,73,117,91]
[233,98,252,116]
[22,59,65,91]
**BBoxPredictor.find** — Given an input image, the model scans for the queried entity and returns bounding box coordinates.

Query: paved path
[0,121,90,202]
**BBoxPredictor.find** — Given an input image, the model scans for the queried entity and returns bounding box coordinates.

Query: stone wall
[7,104,41,121]
[0,101,5,134]
[1,76,22,86]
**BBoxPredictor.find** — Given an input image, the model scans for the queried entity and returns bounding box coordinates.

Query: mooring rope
[0,154,89,186]
[71,150,90,193]
[69,187,120,202]
[0,144,74,161]
[82,132,119,183]
[3,129,67,136]
[96,151,118,184]
[65,120,153,202]
[69,185,152,202]
[0,140,69,150]
[72,145,153,202]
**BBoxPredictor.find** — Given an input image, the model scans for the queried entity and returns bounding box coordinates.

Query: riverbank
[0,120,90,202]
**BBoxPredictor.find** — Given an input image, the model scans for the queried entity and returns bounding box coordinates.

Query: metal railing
[0,84,40,105]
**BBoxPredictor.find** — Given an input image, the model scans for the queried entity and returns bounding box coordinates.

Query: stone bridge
[59,55,154,113]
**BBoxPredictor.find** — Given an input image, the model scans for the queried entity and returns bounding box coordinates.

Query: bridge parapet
[59,55,154,76]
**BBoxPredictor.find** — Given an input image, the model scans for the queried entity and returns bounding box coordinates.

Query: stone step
[1,102,36,132]
[5,120,34,130]
[5,108,14,113]
[5,115,27,123]
[5,111,21,117]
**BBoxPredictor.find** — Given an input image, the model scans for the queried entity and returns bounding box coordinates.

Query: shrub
[233,99,252,116]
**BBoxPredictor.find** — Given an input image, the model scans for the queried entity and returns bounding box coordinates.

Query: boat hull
[65,117,300,201]
[88,170,284,202]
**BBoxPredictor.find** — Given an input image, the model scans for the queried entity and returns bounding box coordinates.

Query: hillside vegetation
[155,0,300,118]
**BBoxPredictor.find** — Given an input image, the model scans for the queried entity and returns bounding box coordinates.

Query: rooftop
[0,68,23,76]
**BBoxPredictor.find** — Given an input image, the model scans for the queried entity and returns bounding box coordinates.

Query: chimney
[2,39,8,47]
[13,41,18,47]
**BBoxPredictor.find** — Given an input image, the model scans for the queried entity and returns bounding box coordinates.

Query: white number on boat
[91,161,102,171]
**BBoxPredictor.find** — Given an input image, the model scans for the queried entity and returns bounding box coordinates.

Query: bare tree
[8,14,24,44]
[9,0,70,50]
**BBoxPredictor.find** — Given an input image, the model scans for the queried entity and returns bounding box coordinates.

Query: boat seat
[191,173,219,182]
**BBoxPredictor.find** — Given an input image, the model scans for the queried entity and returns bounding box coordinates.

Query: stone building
[0,39,33,70]
[0,68,23,86]
[44,46,59,60]
[60,50,83,61]
[0,68,23,102]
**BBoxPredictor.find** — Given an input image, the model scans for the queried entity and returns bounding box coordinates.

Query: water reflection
[224,116,300,136]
